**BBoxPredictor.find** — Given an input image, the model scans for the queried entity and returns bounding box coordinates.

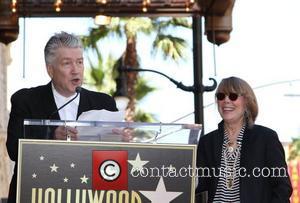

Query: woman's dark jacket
[196,121,292,203]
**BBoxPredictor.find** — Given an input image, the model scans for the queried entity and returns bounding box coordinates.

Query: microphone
[48,86,82,119]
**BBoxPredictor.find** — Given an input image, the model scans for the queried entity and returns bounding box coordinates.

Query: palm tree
[82,17,192,121]
[83,52,157,122]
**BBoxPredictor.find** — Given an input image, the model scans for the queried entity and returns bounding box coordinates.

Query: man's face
[47,47,84,97]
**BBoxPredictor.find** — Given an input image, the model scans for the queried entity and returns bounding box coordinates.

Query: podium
[17,119,201,203]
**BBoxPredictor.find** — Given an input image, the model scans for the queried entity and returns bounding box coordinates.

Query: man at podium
[6,31,118,203]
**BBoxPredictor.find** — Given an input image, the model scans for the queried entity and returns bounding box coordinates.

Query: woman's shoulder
[249,124,277,134]
[247,124,279,141]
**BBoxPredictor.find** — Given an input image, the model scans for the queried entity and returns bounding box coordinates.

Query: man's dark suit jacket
[196,121,292,203]
[6,82,118,203]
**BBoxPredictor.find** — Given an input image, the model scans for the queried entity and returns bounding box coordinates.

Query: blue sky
[7,0,300,142]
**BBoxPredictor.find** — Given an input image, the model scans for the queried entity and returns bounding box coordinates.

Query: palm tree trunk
[124,36,138,121]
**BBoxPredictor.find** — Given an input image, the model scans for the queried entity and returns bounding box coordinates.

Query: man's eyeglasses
[215,92,241,101]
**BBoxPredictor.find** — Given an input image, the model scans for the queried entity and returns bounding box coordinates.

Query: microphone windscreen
[75,86,82,93]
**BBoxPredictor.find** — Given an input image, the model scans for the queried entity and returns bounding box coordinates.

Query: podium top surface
[24,119,201,128]
[23,119,202,144]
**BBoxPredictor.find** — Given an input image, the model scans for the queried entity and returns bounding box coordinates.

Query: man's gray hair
[44,31,83,65]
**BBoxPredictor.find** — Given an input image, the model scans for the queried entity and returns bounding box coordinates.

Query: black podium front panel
[17,139,196,203]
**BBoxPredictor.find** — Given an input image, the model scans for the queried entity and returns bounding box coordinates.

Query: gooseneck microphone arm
[46,87,82,140]
[48,86,82,119]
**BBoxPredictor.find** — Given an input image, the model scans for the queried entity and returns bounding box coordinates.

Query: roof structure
[1,0,235,48]
[14,0,202,17]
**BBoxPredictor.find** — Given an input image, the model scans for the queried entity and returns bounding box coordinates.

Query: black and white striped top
[212,125,245,203]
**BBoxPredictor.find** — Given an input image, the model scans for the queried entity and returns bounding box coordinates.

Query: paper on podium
[76,109,125,141]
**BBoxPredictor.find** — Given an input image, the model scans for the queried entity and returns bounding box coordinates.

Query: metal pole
[192,15,204,131]
[193,14,208,203]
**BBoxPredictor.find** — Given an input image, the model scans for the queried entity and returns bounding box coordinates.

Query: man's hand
[54,126,78,140]
[112,128,134,142]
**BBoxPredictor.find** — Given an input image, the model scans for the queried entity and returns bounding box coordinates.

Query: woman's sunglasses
[215,92,240,101]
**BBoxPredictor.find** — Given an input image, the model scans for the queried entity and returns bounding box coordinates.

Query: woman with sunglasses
[196,76,292,203]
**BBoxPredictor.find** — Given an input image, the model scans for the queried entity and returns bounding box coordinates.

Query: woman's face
[217,92,247,125]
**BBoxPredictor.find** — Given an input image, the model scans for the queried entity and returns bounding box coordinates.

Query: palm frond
[134,108,158,122]
[135,77,156,100]
[169,18,192,28]
[124,17,153,38]
[153,17,192,33]
[91,66,105,86]
[152,34,188,61]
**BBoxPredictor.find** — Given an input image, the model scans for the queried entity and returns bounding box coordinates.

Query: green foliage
[288,137,300,161]
[135,77,156,100]
[124,17,153,38]
[91,64,104,85]
[133,108,158,123]
[83,53,116,94]
[152,34,187,61]
[83,24,121,49]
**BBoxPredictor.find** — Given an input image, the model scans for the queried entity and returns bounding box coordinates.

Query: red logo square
[92,150,128,190]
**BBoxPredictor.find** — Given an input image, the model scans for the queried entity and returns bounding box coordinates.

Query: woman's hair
[216,76,258,127]
[44,31,83,65]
